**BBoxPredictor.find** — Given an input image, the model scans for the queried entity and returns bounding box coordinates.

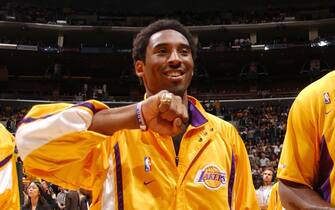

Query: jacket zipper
[175,156,179,166]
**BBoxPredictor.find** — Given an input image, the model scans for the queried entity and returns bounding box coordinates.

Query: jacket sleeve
[16,100,111,190]
[277,96,320,188]
[0,124,20,210]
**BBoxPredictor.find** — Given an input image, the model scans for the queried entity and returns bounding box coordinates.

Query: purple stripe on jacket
[228,152,235,209]
[114,143,124,210]
[0,154,12,168]
[317,136,333,203]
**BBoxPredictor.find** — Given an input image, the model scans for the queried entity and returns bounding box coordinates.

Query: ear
[135,60,145,77]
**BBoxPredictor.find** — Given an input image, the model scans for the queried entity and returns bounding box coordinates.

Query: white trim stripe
[16,108,92,160]
[102,157,115,210]
[0,161,13,193]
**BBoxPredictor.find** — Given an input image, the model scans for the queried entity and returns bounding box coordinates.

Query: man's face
[262,169,273,184]
[136,29,194,97]
[41,181,48,191]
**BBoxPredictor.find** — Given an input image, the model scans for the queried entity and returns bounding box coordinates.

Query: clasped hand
[141,90,189,136]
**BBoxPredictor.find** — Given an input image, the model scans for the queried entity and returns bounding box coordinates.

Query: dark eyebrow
[152,43,168,49]
[179,44,191,49]
[152,43,190,49]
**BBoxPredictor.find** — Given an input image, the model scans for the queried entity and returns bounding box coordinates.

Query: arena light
[318,40,328,47]
[0,43,17,50]
[311,39,330,48]
[5,15,16,20]
[56,20,67,24]
[17,45,38,51]
[251,44,265,50]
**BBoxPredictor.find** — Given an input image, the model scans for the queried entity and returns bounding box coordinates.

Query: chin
[168,88,187,97]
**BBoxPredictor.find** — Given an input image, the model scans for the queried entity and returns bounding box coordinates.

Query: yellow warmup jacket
[0,124,20,210]
[16,97,259,210]
[278,71,335,204]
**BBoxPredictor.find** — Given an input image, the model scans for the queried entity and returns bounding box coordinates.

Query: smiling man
[16,19,258,210]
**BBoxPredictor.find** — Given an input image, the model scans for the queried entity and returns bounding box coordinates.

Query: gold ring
[160,92,173,104]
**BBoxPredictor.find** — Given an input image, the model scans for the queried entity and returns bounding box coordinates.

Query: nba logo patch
[323,92,331,104]
[144,156,152,172]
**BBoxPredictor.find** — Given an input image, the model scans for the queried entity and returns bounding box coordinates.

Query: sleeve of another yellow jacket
[267,183,283,210]
[230,125,259,210]
[0,124,20,210]
[277,96,319,188]
[16,100,111,191]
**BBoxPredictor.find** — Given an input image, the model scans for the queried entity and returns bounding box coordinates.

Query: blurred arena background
[1,0,335,207]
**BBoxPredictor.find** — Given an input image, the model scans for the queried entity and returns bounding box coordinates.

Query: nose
[168,50,181,67]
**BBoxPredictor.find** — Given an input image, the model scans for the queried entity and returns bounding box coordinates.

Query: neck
[31,197,39,206]
[181,94,188,106]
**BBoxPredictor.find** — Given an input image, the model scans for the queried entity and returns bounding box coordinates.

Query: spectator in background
[56,187,66,210]
[213,99,222,116]
[41,180,58,210]
[260,152,270,168]
[22,180,52,210]
[256,168,274,210]
[6,116,16,133]
[78,191,90,210]
[65,190,80,210]
[269,153,279,169]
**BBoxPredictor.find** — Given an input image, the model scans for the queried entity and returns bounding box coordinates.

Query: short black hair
[132,19,197,64]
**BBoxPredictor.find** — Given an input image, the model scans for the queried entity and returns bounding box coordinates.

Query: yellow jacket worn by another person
[278,71,335,205]
[267,183,285,210]
[0,124,20,210]
[16,98,259,210]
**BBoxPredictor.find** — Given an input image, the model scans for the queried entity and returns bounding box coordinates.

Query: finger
[177,102,189,123]
[158,99,171,113]
[162,101,184,122]
[148,117,175,136]
[158,91,173,113]
[173,96,188,123]
[171,117,183,136]
[160,99,179,121]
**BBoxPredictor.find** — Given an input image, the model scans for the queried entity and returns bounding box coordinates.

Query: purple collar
[188,100,208,127]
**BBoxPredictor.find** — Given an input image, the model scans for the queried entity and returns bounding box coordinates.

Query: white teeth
[166,71,182,77]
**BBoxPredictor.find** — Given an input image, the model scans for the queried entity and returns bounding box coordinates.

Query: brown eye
[157,47,168,54]
[179,48,190,55]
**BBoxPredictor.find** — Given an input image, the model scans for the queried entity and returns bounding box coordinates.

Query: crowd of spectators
[1,1,335,26]
[0,104,26,133]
